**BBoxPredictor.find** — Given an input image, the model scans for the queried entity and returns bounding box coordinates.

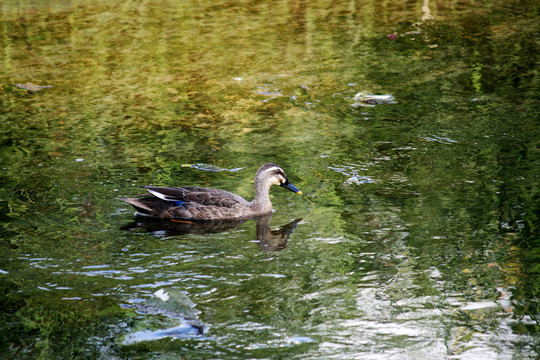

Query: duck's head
[256,163,302,194]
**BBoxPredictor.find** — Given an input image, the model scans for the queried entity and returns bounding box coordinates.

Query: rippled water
[1,0,539,359]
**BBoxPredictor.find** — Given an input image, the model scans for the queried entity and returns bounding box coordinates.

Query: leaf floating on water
[352,92,397,107]
[15,82,53,92]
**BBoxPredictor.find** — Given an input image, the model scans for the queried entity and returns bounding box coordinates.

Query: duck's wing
[141,186,244,208]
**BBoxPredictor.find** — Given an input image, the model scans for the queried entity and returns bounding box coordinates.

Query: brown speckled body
[121,163,302,220]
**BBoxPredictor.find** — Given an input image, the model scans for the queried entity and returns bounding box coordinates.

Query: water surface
[1,0,539,359]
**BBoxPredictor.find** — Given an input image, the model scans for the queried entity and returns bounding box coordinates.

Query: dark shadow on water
[120,214,302,252]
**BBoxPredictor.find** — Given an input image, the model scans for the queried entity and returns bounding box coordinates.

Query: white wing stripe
[147,188,175,201]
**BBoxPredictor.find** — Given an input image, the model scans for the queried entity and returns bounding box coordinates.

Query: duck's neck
[251,180,273,214]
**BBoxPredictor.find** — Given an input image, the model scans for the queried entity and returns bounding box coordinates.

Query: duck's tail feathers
[120,197,154,215]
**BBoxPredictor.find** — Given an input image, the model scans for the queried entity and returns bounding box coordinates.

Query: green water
[1,0,539,358]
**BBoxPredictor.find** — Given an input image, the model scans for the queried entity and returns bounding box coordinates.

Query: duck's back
[123,186,253,220]
[170,186,248,208]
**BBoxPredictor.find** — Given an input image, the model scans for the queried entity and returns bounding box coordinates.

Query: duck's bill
[281,179,303,194]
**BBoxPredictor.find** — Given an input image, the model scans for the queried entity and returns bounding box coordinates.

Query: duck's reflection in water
[121,214,302,252]
[254,215,302,252]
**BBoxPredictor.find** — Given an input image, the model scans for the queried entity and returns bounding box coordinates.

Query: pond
[1,0,539,359]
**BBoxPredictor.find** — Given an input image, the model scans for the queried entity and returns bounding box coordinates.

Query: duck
[121,163,302,220]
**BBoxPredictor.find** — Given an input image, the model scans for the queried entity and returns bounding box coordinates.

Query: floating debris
[329,165,376,186]
[15,82,53,92]
[352,92,397,107]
